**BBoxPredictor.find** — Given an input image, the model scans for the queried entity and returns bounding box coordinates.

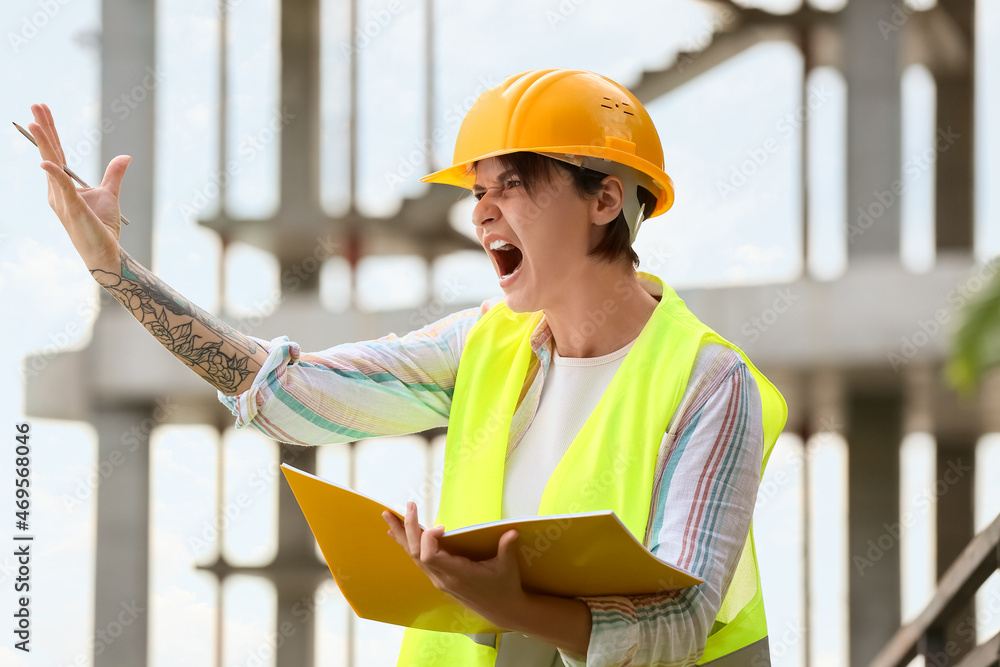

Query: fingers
[420,522,447,563]
[40,104,67,166]
[28,119,56,165]
[403,501,423,558]
[29,105,68,211]
[39,159,85,224]
[382,505,426,558]
[30,103,66,166]
[101,155,132,199]
[28,107,55,161]
[497,529,519,560]
[383,511,404,545]
[383,503,448,563]
[40,160,76,194]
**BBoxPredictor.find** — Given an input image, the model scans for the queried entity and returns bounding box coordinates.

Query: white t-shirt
[501,336,638,519]
[495,336,638,666]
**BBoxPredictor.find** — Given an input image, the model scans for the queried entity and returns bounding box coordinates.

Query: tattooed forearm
[91,247,269,395]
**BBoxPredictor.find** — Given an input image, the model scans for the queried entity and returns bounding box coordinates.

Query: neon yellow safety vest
[397,271,788,666]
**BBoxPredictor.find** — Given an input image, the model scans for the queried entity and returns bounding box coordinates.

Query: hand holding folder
[281,464,702,634]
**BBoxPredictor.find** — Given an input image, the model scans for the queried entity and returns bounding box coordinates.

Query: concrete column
[842,0,902,259]
[94,2,158,661]
[934,0,975,255]
[846,384,903,666]
[273,442,320,666]
[93,405,152,667]
[278,0,321,237]
[275,443,318,562]
[101,0,156,268]
[275,0,324,283]
[933,436,977,663]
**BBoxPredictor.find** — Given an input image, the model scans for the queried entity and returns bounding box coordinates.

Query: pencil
[13,121,131,226]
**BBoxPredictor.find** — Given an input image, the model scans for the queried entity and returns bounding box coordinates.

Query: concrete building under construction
[22,0,1000,665]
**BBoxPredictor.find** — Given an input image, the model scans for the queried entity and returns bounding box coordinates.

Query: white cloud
[0,236,98,353]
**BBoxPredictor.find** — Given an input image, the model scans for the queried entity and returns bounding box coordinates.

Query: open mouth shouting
[485,236,524,287]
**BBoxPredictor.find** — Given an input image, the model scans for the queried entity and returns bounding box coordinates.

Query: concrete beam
[675,254,984,368]
[26,254,989,424]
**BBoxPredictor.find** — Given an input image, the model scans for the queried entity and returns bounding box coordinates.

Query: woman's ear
[593,174,625,226]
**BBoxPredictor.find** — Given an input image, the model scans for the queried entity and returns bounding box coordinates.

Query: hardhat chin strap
[618,169,648,244]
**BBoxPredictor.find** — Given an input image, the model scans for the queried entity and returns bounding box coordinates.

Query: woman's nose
[471,193,498,228]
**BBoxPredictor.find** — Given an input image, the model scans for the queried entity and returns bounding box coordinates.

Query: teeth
[488,239,520,281]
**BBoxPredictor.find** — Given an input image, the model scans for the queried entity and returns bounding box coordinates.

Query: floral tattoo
[91,249,258,393]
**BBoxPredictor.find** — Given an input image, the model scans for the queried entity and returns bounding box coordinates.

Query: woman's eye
[472,179,519,201]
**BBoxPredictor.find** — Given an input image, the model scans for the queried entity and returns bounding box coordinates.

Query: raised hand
[24,102,269,395]
[29,102,132,275]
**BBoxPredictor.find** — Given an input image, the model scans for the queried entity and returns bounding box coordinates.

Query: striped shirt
[217,278,765,667]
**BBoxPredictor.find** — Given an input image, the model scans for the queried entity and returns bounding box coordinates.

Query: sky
[1,0,999,665]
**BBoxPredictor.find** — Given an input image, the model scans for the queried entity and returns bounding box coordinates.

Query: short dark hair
[485,151,654,270]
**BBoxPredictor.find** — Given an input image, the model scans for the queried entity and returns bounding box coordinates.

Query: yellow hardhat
[420,68,675,242]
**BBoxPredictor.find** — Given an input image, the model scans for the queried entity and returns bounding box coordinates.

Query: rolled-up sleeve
[216,297,502,446]
[216,334,298,431]
[558,356,765,667]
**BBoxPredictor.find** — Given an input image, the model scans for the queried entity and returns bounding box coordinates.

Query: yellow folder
[281,463,702,634]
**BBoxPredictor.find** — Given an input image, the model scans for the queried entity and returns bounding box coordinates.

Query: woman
[30,68,786,667]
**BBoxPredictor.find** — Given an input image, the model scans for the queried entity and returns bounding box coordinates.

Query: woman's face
[471,156,597,313]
